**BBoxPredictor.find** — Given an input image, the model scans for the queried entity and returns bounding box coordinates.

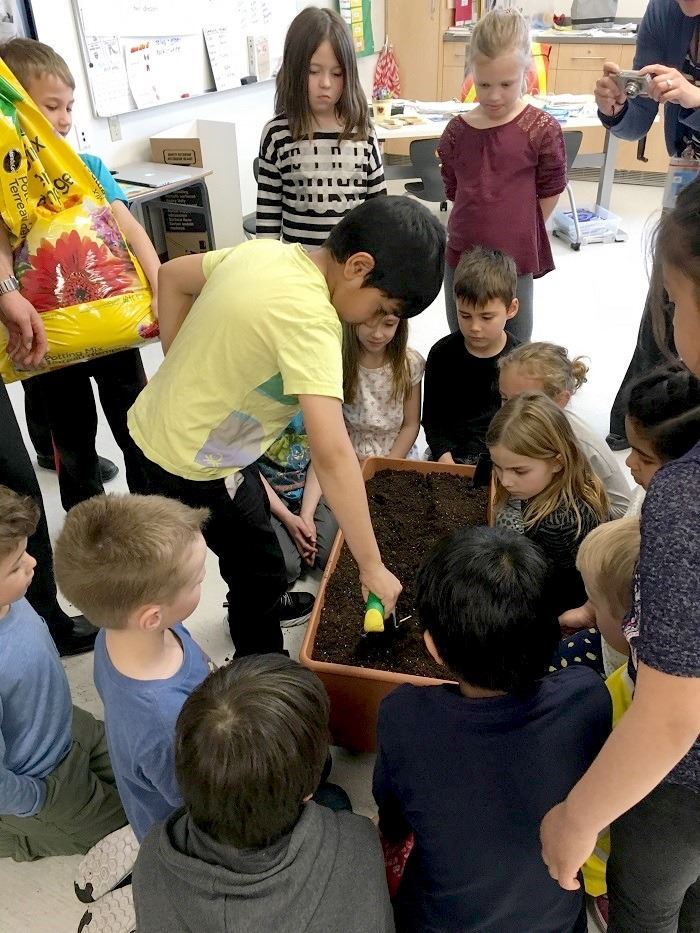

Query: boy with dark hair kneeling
[373,527,611,933]
[133,655,394,933]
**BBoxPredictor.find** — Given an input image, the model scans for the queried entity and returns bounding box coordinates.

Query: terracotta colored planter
[299,457,493,753]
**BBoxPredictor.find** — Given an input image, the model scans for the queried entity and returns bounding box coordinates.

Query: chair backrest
[408,139,446,202]
[564,130,583,173]
[253,156,260,182]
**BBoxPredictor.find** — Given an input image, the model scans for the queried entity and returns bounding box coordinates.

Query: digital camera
[613,70,652,99]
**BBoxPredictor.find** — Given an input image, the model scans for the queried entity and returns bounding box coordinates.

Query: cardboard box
[150,120,245,248]
[150,136,203,168]
[151,126,208,259]
[165,230,211,259]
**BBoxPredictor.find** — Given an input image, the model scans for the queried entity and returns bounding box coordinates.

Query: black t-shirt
[374,669,611,933]
[422,332,519,460]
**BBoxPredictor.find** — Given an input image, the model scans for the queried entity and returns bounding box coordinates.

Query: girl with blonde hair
[438,9,566,340]
[486,392,609,619]
[498,342,631,517]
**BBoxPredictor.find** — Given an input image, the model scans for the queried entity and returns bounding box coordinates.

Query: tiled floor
[1,178,662,931]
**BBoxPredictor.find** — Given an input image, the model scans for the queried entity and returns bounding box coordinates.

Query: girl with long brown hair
[256,7,385,246]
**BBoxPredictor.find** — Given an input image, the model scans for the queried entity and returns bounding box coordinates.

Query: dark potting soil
[312,469,490,678]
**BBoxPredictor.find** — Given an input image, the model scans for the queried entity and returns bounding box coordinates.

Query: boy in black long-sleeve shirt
[423,247,520,463]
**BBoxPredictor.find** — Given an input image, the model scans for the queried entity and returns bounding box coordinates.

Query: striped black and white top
[256,115,386,246]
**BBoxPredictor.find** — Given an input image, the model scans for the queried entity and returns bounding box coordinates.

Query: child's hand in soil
[360,563,402,617]
[285,512,317,564]
[438,451,455,465]
[559,602,596,635]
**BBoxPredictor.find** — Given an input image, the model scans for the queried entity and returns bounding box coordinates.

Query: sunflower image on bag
[0,59,158,383]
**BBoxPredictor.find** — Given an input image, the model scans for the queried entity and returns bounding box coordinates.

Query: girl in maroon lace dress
[438,10,566,342]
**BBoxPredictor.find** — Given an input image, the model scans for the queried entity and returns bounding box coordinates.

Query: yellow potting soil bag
[0,61,157,383]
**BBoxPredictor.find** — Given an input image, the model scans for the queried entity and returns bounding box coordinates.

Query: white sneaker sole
[280,610,312,629]
[74,825,139,903]
[77,886,135,933]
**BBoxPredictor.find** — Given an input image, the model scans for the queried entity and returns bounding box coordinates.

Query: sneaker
[37,454,120,483]
[77,886,135,933]
[280,590,315,628]
[51,615,99,659]
[589,893,609,932]
[74,825,139,904]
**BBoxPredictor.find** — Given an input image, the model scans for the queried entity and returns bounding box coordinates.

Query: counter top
[444,28,636,44]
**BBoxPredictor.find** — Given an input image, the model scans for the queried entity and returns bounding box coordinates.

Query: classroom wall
[30,0,385,216]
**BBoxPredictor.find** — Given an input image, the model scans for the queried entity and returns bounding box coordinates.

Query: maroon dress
[438,104,567,275]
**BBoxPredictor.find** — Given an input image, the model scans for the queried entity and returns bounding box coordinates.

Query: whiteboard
[71,0,298,117]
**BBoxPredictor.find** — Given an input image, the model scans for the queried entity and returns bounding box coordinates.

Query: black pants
[27,349,148,511]
[608,780,700,932]
[138,455,287,655]
[22,378,54,461]
[0,381,71,637]
[609,288,677,439]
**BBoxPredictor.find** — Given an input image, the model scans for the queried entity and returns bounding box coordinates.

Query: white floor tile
[2,177,660,930]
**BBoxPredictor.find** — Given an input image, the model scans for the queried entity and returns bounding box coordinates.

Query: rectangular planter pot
[300,457,492,753]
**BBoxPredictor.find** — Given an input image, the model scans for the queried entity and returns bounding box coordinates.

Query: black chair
[404,139,447,213]
[242,157,260,239]
[562,130,583,250]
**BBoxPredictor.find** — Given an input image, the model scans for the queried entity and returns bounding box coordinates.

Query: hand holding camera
[596,60,700,114]
[594,62,628,117]
[637,64,700,109]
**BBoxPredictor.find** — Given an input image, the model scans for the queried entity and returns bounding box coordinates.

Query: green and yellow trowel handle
[364,592,386,634]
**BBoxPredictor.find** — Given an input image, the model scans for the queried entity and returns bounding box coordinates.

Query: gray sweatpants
[272,500,338,586]
[608,780,700,932]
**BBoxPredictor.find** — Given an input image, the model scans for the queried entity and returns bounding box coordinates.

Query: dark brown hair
[175,655,330,849]
[626,365,700,462]
[0,485,39,561]
[0,38,75,91]
[453,245,517,309]
[54,494,208,629]
[275,6,370,141]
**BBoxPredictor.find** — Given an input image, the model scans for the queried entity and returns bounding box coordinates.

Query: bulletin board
[70,0,299,118]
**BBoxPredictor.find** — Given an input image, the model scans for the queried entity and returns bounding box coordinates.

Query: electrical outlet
[75,126,91,151]
[108,115,122,142]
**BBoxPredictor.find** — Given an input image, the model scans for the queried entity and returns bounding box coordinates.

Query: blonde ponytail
[468,8,531,67]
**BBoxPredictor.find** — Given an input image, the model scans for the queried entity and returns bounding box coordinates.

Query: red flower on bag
[20,229,135,312]
[137,319,160,340]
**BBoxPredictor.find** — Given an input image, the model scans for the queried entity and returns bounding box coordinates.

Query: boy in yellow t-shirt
[128,196,445,655]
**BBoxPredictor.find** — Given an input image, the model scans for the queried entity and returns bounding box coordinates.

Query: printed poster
[337,0,374,58]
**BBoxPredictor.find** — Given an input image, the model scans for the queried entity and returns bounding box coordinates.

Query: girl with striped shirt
[256,7,385,247]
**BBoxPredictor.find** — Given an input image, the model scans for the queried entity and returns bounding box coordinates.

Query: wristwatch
[0,275,19,295]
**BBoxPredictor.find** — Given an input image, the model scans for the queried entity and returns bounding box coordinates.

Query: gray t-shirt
[624,440,700,792]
